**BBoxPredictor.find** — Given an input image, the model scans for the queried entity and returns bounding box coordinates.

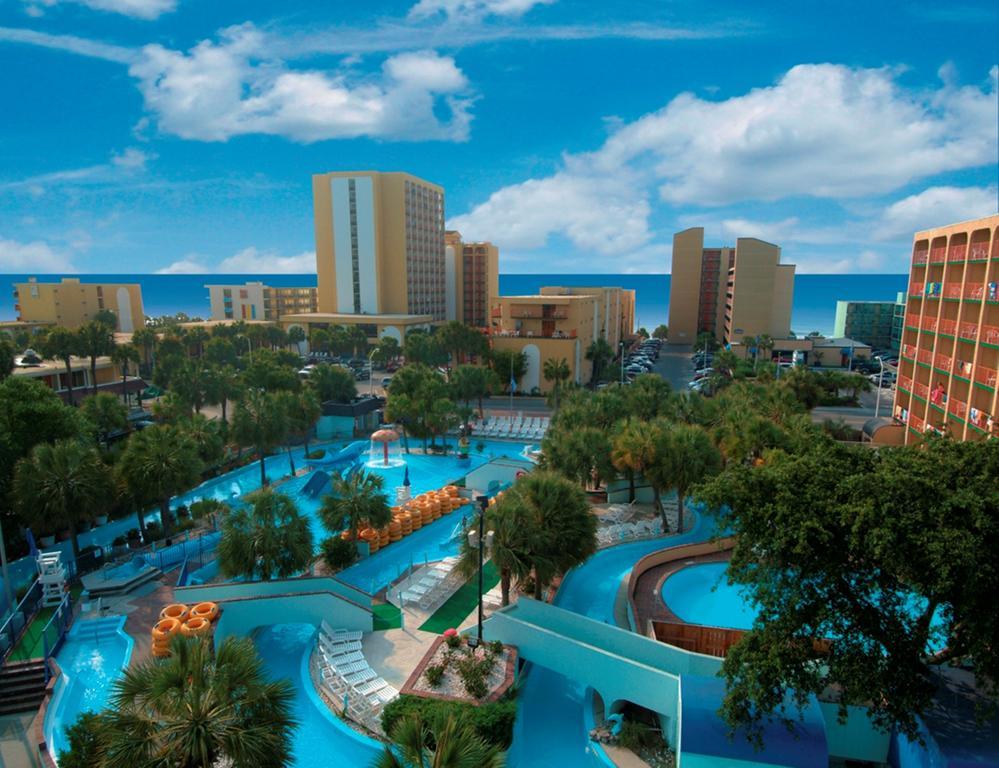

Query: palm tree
[117,425,203,538]
[319,469,391,544]
[287,325,306,353]
[287,388,321,459]
[650,423,721,533]
[450,365,492,423]
[41,326,81,405]
[542,357,571,410]
[611,418,656,502]
[101,635,295,768]
[171,361,209,414]
[584,336,614,385]
[204,364,242,427]
[232,389,287,487]
[77,319,115,395]
[179,413,225,469]
[218,488,314,581]
[131,327,158,375]
[0,336,15,380]
[308,363,357,404]
[374,714,504,768]
[81,392,128,444]
[13,439,113,561]
[184,326,210,358]
[111,343,140,408]
[458,497,533,607]
[542,425,613,490]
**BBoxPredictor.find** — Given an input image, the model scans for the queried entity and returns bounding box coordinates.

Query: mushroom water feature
[367,428,405,468]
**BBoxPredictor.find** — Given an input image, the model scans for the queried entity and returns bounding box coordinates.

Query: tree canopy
[218,488,314,581]
[695,437,999,745]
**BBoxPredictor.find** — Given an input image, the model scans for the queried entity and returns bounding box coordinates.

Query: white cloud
[110,147,152,170]
[876,185,998,240]
[0,236,75,271]
[408,0,555,21]
[0,25,135,63]
[452,64,998,259]
[129,24,473,142]
[0,148,150,195]
[156,247,315,275]
[25,0,176,20]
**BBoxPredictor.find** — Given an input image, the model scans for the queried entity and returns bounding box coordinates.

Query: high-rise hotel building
[312,171,446,321]
[894,214,999,442]
[445,231,499,329]
[667,228,795,345]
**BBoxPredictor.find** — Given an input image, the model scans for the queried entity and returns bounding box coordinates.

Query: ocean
[0,273,909,337]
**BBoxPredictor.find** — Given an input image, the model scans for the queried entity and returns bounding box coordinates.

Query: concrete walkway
[0,712,39,768]
[362,628,439,690]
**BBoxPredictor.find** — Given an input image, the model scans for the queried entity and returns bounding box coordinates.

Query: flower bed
[401,632,517,705]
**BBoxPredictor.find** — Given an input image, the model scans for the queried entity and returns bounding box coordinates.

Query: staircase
[0,660,48,714]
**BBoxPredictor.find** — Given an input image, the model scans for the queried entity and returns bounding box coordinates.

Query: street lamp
[874,355,885,419]
[619,341,625,385]
[467,495,495,647]
[369,349,377,398]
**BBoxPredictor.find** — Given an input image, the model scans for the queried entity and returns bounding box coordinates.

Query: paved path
[652,345,695,390]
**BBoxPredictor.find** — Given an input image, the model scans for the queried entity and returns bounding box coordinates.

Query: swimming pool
[45,616,134,764]
[254,623,382,768]
[660,562,758,630]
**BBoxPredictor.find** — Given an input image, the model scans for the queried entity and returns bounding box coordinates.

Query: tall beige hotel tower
[312,171,446,320]
[667,227,795,345]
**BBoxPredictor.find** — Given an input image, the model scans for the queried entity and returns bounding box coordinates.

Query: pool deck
[631,549,731,633]
[361,628,440,690]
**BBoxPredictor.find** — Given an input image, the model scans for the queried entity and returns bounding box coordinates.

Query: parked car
[381,376,393,388]
[354,369,370,381]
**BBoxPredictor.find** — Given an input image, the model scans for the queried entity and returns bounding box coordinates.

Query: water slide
[305,440,368,473]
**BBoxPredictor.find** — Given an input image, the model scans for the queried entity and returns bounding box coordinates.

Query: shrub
[306,449,326,460]
[381,695,517,749]
[59,712,105,768]
[617,720,656,751]
[175,518,197,533]
[112,535,127,547]
[445,633,462,650]
[175,504,189,519]
[190,499,228,521]
[143,521,164,542]
[457,656,489,699]
[489,640,504,656]
[321,536,358,572]
[126,527,140,541]
[424,663,445,688]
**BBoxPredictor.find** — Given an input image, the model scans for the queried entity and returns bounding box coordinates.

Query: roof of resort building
[279,312,435,323]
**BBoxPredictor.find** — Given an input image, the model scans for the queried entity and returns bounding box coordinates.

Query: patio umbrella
[370,428,400,466]
[403,465,410,487]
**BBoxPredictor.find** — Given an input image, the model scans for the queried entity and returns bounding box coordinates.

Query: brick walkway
[121,573,178,665]
[630,550,730,634]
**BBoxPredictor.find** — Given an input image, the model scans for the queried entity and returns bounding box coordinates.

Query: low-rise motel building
[13,277,144,332]
[206,282,318,322]
[488,286,635,393]
[893,213,999,443]
[10,350,141,403]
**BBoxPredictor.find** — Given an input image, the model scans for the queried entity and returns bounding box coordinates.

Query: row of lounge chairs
[478,416,549,440]
[596,519,663,546]
[397,557,461,611]
[315,621,398,719]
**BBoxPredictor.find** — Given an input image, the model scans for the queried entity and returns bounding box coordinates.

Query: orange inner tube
[152,617,180,641]
[191,602,220,622]
[181,617,210,636]
[160,604,189,622]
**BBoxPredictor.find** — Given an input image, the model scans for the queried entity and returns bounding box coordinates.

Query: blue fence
[40,593,74,682]
[0,579,42,661]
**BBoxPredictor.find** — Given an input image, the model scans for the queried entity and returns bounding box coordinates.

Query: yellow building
[279,313,435,347]
[206,282,318,321]
[14,277,144,332]
[445,231,499,329]
[538,286,636,349]
[667,228,794,346]
[894,214,999,443]
[312,171,446,321]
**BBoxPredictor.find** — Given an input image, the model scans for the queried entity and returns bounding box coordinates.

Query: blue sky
[0,0,996,276]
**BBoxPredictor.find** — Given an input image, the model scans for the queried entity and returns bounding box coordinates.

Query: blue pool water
[99,556,151,582]
[46,616,134,764]
[254,623,382,768]
[660,562,758,630]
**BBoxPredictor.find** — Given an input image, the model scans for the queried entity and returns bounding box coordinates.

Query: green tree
[437,321,486,368]
[458,496,534,607]
[241,350,301,392]
[403,330,447,367]
[13,439,113,560]
[386,365,453,451]
[117,425,203,538]
[652,324,669,340]
[541,425,614,490]
[111,343,140,408]
[611,418,657,503]
[0,336,15,380]
[308,363,357,404]
[58,712,105,768]
[81,392,128,444]
[542,357,571,410]
[101,635,295,768]
[489,349,527,393]
[371,336,401,367]
[218,488,314,581]
[78,319,116,396]
[696,438,999,746]
[131,327,158,373]
[319,469,391,544]
[287,325,306,352]
[309,327,331,355]
[450,365,492,426]
[41,326,82,405]
[171,361,209,414]
[179,413,225,469]
[204,336,238,367]
[374,713,505,768]
[288,388,321,458]
[204,364,242,427]
[184,326,210,358]
[621,374,672,421]
[232,389,287,487]
[584,336,614,385]
[646,422,721,531]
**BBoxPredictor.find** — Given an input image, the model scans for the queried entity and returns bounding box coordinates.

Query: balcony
[491,328,576,340]
[985,325,999,346]
[508,308,569,320]
[934,352,953,371]
[913,382,930,400]
[963,283,985,301]
[920,317,938,333]
[916,349,933,366]
[491,307,502,318]
[901,344,917,360]
[938,318,957,336]
[929,246,947,264]
[958,323,979,341]
[908,283,924,297]
[909,414,926,432]
[897,375,913,392]
[968,243,990,261]
[975,365,997,389]
[948,398,968,419]
[947,244,967,262]
[912,250,929,265]
[943,284,962,299]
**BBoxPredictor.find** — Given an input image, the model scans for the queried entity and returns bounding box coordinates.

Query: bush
[126,527,140,541]
[306,449,326,460]
[190,499,227,521]
[617,719,658,752]
[445,633,461,650]
[456,655,490,699]
[321,536,358,572]
[112,535,127,547]
[489,640,504,656]
[424,663,445,688]
[59,712,105,768]
[381,694,517,749]
[143,521,163,542]
[175,518,197,533]
[176,504,189,520]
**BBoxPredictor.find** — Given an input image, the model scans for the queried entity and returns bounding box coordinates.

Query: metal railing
[0,579,42,663]
[40,592,73,683]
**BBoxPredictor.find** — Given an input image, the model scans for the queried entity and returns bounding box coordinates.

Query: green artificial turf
[7,586,86,661]
[419,561,500,635]
[372,602,403,631]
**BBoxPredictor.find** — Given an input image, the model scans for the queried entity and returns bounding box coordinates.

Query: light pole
[619,341,625,385]
[369,349,377,397]
[874,356,885,419]
[467,495,494,647]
